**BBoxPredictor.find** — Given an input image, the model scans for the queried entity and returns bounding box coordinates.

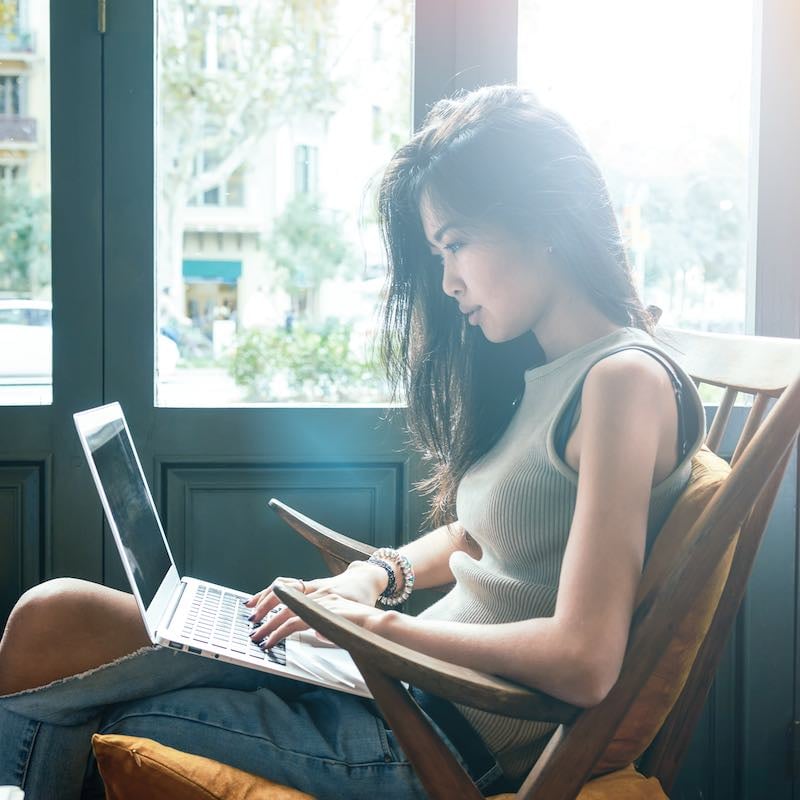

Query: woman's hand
[243,562,390,650]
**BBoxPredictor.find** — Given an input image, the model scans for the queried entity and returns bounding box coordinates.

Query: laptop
[73,402,370,698]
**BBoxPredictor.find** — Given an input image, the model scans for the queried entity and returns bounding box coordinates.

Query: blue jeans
[0,646,504,799]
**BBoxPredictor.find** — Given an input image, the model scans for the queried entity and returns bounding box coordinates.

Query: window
[0,75,21,115]
[0,163,22,187]
[187,148,244,208]
[518,0,756,333]
[372,22,382,62]
[294,144,319,196]
[371,105,383,144]
[0,0,51,406]
[225,165,245,207]
[156,0,413,405]
[215,6,240,71]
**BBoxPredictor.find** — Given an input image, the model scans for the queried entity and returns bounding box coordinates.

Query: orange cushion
[92,734,315,800]
[94,735,665,800]
[594,446,733,773]
[489,764,666,799]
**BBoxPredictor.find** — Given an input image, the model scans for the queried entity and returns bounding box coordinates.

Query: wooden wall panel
[0,463,46,627]
[102,459,405,597]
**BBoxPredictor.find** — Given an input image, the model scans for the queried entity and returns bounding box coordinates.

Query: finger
[250,577,308,618]
[249,579,294,621]
[248,603,288,642]
[249,591,281,623]
[261,616,309,651]
[244,588,267,608]
[249,603,303,643]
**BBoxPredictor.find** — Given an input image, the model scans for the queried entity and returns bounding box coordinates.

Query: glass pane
[518,0,756,333]
[156,0,412,406]
[0,0,52,405]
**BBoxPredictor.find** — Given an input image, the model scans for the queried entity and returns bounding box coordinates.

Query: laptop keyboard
[180,585,286,666]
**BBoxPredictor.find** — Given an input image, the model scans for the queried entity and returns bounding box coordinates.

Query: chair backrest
[519,328,800,800]
[638,329,800,789]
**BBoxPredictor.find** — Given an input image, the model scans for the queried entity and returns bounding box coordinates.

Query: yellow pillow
[594,446,733,773]
[93,734,666,800]
[490,764,667,799]
[92,734,315,800]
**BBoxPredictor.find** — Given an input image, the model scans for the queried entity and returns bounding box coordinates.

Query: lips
[460,306,481,325]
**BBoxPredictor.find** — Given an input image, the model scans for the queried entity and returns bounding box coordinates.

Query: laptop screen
[83,415,173,609]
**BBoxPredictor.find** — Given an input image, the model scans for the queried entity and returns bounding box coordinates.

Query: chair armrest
[269,498,456,596]
[269,498,375,566]
[273,583,579,725]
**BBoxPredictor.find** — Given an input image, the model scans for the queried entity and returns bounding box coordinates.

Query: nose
[441,257,464,299]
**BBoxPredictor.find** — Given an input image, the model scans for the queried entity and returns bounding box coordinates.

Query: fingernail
[248,614,256,621]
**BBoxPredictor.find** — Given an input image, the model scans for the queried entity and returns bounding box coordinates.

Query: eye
[443,241,464,254]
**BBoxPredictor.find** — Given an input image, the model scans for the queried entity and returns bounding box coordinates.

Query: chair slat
[356,664,484,800]
[730,392,770,467]
[658,327,800,396]
[706,387,738,453]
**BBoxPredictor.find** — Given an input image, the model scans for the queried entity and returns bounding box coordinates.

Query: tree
[265,193,357,321]
[632,136,747,318]
[0,1,14,30]
[229,318,386,402]
[0,184,50,295]
[157,0,341,311]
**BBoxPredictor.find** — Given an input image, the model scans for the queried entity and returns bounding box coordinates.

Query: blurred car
[0,299,180,381]
[0,299,52,379]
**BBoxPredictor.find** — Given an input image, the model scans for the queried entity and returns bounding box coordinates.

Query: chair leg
[357,662,485,800]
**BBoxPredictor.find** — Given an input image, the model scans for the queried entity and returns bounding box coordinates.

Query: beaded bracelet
[366,557,396,599]
[368,547,415,606]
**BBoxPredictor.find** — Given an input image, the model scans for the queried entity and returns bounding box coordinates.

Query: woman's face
[419,195,563,344]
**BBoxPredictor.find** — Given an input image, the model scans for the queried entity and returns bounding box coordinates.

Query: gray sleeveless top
[418,326,706,778]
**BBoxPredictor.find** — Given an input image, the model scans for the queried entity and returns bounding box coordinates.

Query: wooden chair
[267,328,800,800]
[90,328,800,799]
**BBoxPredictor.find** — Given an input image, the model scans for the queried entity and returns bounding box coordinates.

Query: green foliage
[606,135,747,316]
[0,184,50,294]
[229,319,387,402]
[266,194,358,294]
[0,1,14,30]
[641,167,746,293]
[159,0,341,193]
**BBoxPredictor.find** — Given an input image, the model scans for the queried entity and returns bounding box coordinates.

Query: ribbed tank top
[418,326,706,778]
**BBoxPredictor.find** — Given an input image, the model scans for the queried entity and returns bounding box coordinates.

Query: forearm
[349,520,478,595]
[399,520,479,590]
[369,612,615,708]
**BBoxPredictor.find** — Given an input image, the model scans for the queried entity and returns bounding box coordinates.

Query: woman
[0,85,704,799]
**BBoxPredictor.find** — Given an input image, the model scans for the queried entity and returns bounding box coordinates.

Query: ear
[646,304,663,325]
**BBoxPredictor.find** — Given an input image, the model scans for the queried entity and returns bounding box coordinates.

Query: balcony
[0,115,36,143]
[0,29,34,54]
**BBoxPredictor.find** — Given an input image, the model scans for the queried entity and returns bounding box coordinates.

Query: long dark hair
[378,85,654,526]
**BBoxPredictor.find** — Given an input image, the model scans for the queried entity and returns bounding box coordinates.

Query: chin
[480,322,526,345]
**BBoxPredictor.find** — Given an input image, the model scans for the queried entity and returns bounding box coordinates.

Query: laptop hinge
[159,580,188,637]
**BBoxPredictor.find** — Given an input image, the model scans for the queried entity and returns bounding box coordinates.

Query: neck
[533,295,624,363]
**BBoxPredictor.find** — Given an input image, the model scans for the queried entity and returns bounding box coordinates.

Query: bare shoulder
[581,348,674,410]
[577,348,679,482]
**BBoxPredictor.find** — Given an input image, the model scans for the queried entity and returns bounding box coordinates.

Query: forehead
[419,194,451,242]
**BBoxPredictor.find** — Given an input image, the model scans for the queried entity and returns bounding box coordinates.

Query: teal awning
[182,259,242,284]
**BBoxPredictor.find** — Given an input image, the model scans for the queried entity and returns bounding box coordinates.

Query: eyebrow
[432,223,455,242]
[426,222,458,250]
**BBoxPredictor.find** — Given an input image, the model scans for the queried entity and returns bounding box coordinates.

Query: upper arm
[552,350,677,697]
